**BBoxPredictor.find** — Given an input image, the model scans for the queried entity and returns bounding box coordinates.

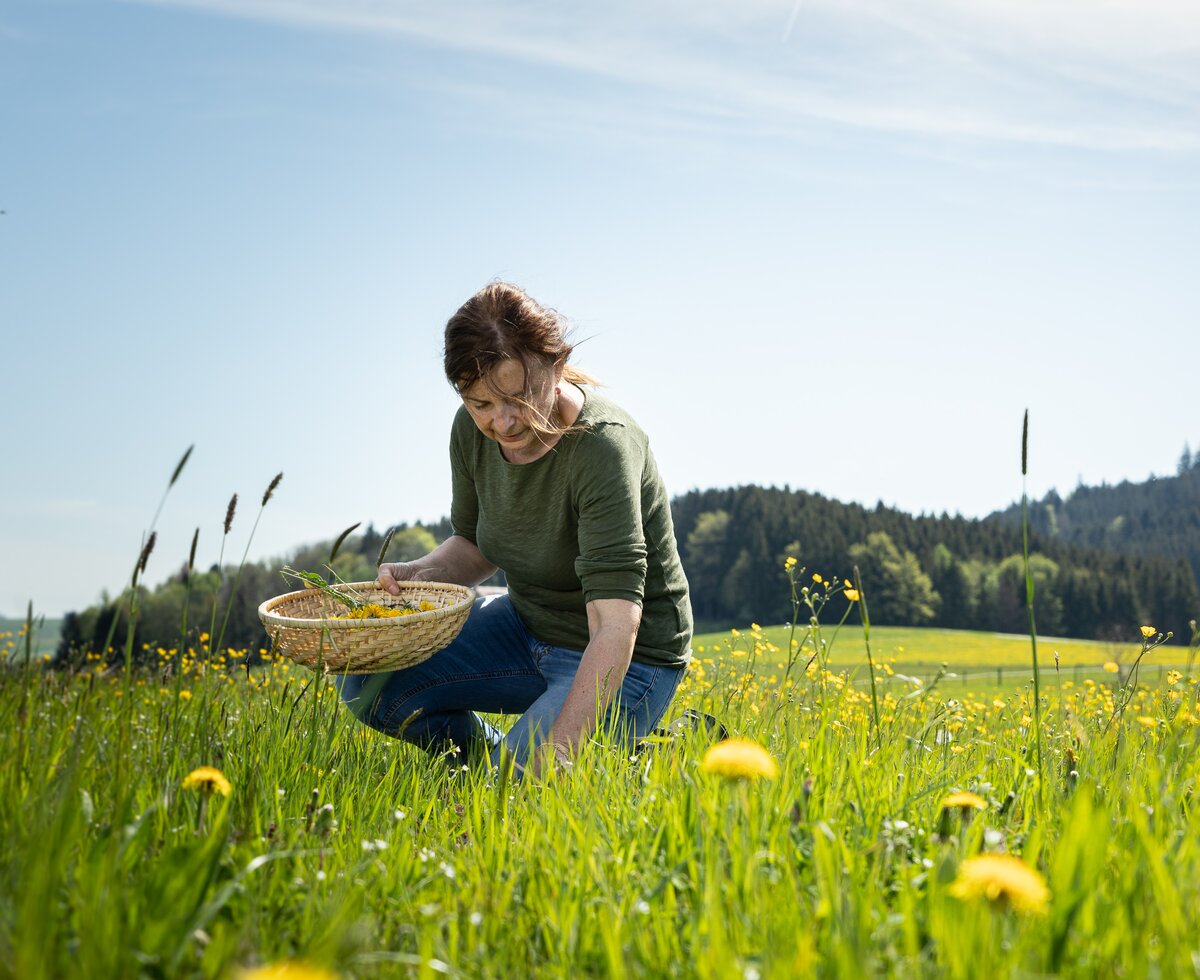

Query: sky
[2,0,1198,617]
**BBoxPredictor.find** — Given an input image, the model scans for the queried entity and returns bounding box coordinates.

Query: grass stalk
[1020,410,1046,810]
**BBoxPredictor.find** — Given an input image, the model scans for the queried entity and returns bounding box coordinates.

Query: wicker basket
[258,581,475,674]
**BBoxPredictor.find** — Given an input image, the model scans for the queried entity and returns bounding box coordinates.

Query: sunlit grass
[2,623,1199,977]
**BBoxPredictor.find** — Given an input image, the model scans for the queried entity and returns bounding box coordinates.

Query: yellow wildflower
[238,963,339,980]
[812,573,823,584]
[784,556,797,570]
[1140,625,1156,638]
[844,589,860,602]
[179,690,192,700]
[949,855,1049,914]
[181,766,232,797]
[941,792,988,811]
[700,739,778,781]
[1103,662,1120,674]
[1135,716,1157,729]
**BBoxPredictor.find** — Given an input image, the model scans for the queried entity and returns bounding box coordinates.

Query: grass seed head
[262,472,283,507]
[137,532,157,576]
[224,493,238,535]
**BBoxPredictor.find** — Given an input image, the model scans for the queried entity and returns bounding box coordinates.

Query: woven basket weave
[258,581,475,674]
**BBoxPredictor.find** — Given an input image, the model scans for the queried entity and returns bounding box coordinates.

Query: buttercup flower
[844,589,860,602]
[1135,716,1157,729]
[700,738,779,781]
[1103,662,1120,674]
[182,766,232,797]
[1140,625,1156,638]
[949,855,1049,914]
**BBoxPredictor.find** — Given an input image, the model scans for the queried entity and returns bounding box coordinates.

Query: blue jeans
[336,594,686,770]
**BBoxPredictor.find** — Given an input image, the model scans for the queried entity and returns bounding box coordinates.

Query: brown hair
[443,281,598,437]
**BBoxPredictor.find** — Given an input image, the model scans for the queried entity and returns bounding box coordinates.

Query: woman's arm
[377,534,498,592]
[533,597,641,775]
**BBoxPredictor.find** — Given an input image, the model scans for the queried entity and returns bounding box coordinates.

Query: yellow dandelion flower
[949,855,1049,914]
[941,792,988,811]
[181,766,232,797]
[1103,662,1120,674]
[237,963,340,980]
[1140,625,1156,638]
[844,589,860,602]
[700,739,778,781]
[1135,716,1157,729]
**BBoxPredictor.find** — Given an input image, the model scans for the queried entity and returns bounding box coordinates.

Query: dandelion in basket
[279,565,437,618]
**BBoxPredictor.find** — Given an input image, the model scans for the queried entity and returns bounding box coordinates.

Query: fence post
[997,666,1002,687]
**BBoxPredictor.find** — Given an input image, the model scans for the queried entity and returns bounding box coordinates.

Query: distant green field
[0,616,62,662]
[693,622,1192,691]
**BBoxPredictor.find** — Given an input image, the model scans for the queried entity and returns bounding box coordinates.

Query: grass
[2,625,1199,978]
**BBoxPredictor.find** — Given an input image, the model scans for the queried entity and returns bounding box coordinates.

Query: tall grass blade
[1021,409,1045,809]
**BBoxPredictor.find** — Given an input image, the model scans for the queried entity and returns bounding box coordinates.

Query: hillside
[991,458,1200,583]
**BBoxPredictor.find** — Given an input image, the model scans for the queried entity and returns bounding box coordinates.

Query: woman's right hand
[377,562,424,594]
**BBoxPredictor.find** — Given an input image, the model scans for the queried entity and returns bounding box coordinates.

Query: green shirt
[449,390,692,667]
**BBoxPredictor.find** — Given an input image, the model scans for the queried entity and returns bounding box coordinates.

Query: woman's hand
[378,535,498,591]
[376,562,424,594]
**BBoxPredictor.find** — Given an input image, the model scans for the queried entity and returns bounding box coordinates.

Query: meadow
[3,582,1199,978]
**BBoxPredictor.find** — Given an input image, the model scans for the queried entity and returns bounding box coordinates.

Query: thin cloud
[132,0,1200,153]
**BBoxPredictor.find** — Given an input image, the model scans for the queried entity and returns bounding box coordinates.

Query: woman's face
[459,358,558,459]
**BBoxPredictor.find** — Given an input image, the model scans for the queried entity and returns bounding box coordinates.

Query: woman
[338,282,692,777]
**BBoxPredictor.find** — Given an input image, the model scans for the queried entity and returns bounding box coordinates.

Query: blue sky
[3,0,1198,617]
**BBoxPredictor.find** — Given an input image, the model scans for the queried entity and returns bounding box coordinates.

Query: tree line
[56,472,1200,666]
[673,484,1199,642]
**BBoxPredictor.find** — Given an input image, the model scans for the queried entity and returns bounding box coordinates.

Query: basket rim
[257,580,475,631]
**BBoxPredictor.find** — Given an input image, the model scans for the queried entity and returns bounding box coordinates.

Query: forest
[54,456,1200,664]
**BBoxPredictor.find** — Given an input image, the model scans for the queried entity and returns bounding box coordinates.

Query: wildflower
[700,739,778,781]
[941,792,987,812]
[182,766,232,797]
[1135,716,1157,729]
[844,589,860,602]
[1140,625,1156,638]
[949,855,1049,914]
[179,690,192,700]
[784,556,797,570]
[237,963,339,980]
[812,573,823,584]
[1103,662,1120,674]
